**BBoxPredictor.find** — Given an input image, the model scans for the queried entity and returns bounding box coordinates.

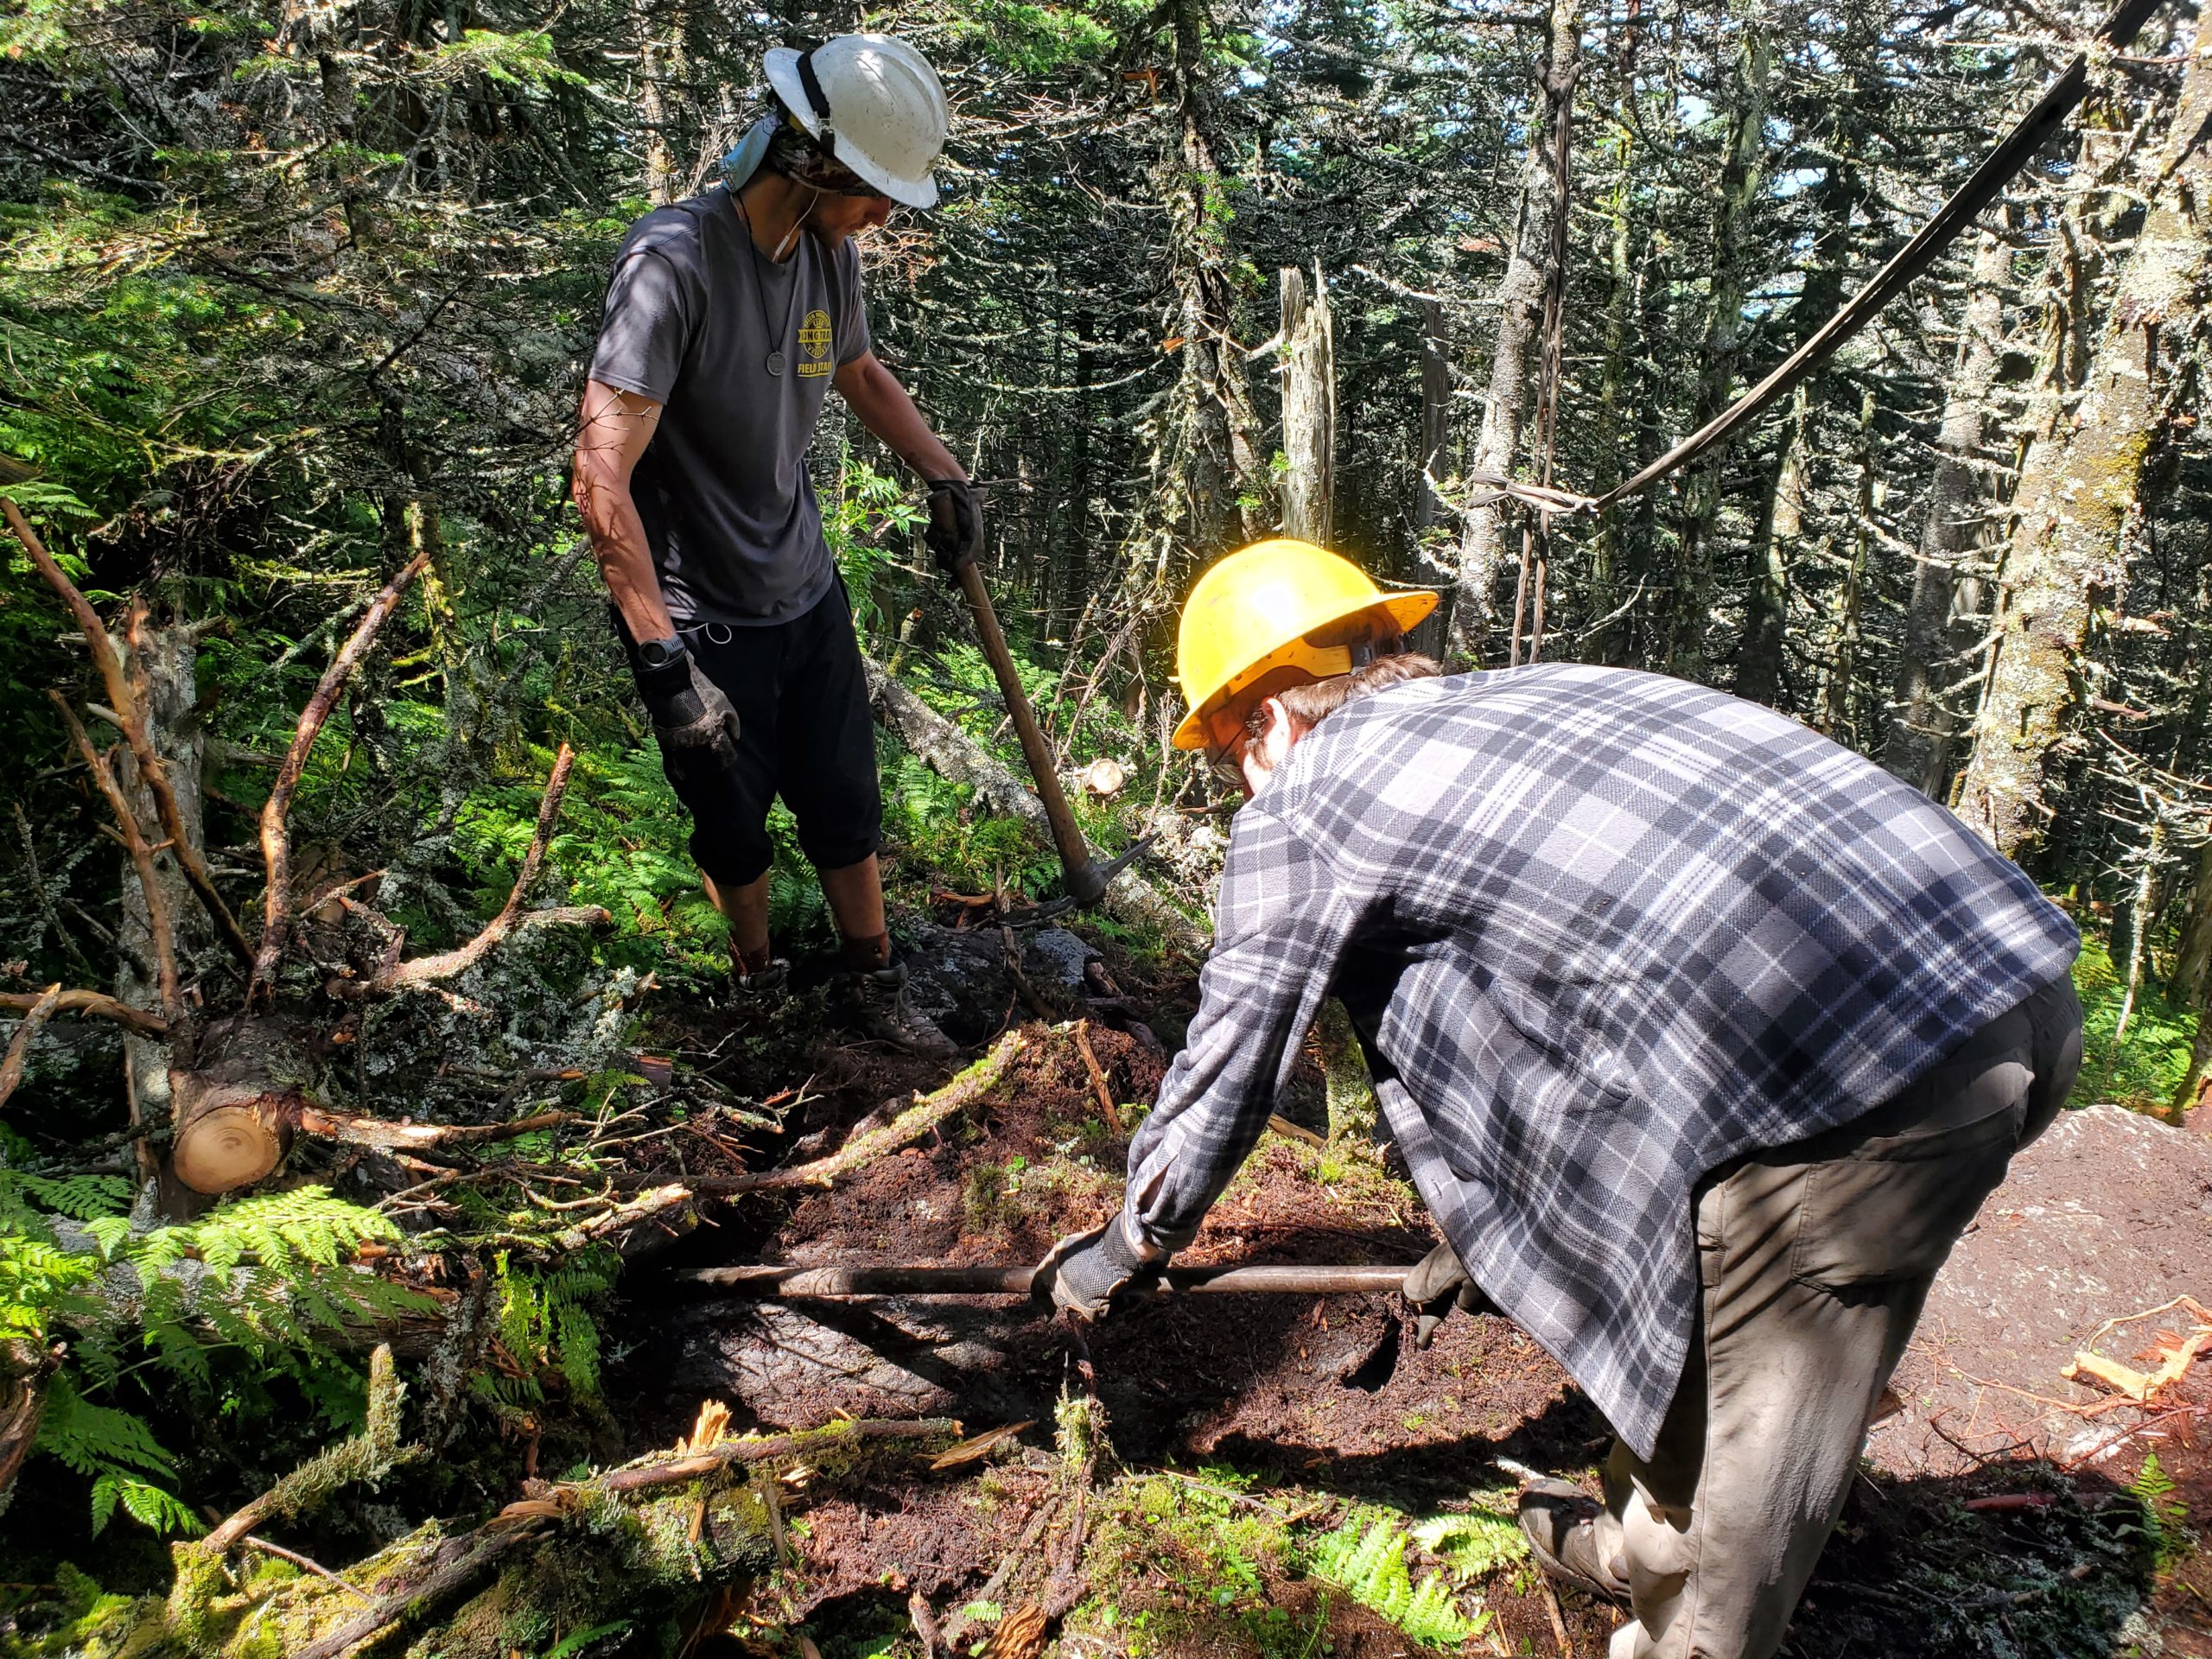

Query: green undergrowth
[1071,1465,1524,1656]
[2072,938,2198,1116]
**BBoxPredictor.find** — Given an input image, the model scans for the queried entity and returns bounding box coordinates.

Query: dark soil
[610,950,2210,1659]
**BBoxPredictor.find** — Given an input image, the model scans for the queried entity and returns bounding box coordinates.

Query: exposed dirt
[612,960,2211,1659]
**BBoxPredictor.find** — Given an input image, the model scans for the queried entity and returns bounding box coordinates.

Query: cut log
[171,1079,299,1194]
[164,1014,320,1196]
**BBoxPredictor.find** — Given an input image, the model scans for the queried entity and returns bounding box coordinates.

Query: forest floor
[582,914,2212,1659]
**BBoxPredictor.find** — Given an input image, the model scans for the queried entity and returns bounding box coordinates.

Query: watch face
[640,639,683,670]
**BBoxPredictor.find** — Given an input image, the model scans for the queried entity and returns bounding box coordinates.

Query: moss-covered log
[12,1417,957,1659]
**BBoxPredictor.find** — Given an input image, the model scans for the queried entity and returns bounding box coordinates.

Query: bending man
[1041,538,2082,1659]
[574,33,981,1054]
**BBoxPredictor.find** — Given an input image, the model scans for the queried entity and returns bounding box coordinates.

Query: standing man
[574,33,981,1055]
[1040,538,2083,1659]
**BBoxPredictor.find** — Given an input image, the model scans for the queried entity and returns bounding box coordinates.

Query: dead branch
[6,497,251,963]
[371,746,603,992]
[50,693,181,1021]
[596,1416,955,1496]
[0,984,66,1113]
[295,1107,570,1154]
[238,1535,369,1598]
[1071,1021,1124,1135]
[249,550,432,1007]
[620,1027,1027,1205]
[0,988,165,1039]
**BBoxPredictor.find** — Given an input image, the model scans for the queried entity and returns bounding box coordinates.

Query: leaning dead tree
[1,501,609,1204]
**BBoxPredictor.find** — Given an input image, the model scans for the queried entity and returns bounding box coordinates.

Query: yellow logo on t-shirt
[798,308,834,377]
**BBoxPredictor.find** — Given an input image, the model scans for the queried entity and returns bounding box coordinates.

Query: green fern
[35,1371,200,1537]
[2128,1452,2190,1569]
[1304,1506,1490,1648]
[8,1178,435,1533]
[1409,1509,1530,1582]
[480,1247,620,1412]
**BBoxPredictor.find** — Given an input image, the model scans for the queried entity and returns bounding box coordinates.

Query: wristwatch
[636,635,687,672]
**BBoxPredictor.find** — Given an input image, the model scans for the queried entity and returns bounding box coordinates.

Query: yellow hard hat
[1172,539,1439,751]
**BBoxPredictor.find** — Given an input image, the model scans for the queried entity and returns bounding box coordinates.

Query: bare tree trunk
[634,0,675,206]
[1588,111,1637,665]
[1446,0,1577,664]
[1662,14,1770,677]
[1817,391,1877,742]
[1414,298,1452,541]
[2168,840,2212,1008]
[1278,263,1336,544]
[1885,228,2012,796]
[1956,11,2211,856]
[116,618,206,1202]
[1147,0,1268,565]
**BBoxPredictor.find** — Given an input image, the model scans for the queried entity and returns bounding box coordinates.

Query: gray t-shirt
[588,186,871,626]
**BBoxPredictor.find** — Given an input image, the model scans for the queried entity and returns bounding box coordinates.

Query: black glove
[634,640,741,783]
[1402,1239,1499,1349]
[1034,1214,1158,1319]
[924,477,983,575]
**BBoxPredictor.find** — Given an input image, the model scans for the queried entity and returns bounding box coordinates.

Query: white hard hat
[765,34,948,210]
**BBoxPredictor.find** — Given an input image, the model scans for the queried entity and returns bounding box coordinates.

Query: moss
[1317,999,1379,1147]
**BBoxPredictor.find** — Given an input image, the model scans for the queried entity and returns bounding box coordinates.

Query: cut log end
[173,1093,296,1194]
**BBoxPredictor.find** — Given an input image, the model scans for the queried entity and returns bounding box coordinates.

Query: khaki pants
[1594,976,2083,1659]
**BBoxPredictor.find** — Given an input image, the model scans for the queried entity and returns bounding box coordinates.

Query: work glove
[1402,1239,1500,1349]
[1033,1213,1158,1319]
[924,477,983,576]
[635,643,741,784]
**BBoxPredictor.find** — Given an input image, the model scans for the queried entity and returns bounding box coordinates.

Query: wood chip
[929,1421,1035,1471]
[981,1601,1049,1659]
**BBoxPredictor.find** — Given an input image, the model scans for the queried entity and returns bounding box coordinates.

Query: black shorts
[614,580,881,888]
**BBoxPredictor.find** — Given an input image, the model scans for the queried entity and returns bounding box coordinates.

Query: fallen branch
[372,746,602,992]
[0,984,66,1112]
[1071,1021,1124,1135]
[51,694,181,1022]
[575,1030,1025,1250]
[0,988,168,1039]
[295,1107,570,1154]
[238,1536,369,1599]
[7,497,251,963]
[635,1027,1026,1200]
[200,1344,422,1554]
[2062,1295,2212,1403]
[249,550,431,1007]
[289,1527,536,1659]
[597,1416,955,1496]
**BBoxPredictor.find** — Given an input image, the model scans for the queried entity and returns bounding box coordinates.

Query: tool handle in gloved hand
[1402,1239,1501,1349]
[636,645,742,779]
[924,477,983,575]
[1033,1215,1159,1319]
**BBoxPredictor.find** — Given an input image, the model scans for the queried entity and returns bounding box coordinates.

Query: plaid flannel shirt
[1122,664,2078,1459]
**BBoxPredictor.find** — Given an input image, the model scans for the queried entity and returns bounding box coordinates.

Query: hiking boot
[730,955,791,1010]
[834,958,958,1058]
[1518,1478,1632,1606]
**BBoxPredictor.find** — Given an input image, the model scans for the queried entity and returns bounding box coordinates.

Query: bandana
[720,105,874,198]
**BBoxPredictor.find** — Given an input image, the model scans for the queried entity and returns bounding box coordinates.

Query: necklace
[734,192,797,378]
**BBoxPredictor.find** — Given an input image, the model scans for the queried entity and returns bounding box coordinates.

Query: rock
[1869,1103,2212,1478]
[1023,928,1099,996]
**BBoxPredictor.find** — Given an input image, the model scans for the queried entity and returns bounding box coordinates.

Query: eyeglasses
[1206,705,1273,791]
